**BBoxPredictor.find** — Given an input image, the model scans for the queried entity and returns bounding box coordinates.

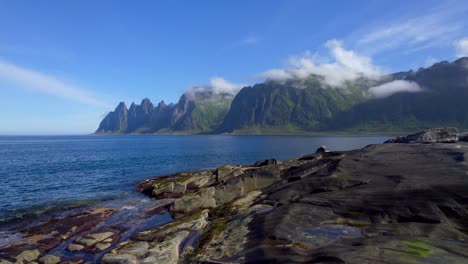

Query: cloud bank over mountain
[368,80,422,98]
[258,40,382,86]
[185,77,247,98]
[454,38,468,58]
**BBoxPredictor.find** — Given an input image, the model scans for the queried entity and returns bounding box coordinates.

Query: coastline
[92,130,406,137]
[1,128,467,263]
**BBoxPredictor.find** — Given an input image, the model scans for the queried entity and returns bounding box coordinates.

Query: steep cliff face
[127,98,154,133]
[150,101,174,131]
[172,91,233,132]
[96,102,128,133]
[218,77,369,133]
[96,99,173,134]
[170,94,196,128]
[95,91,233,134]
[96,57,468,134]
[219,58,468,133]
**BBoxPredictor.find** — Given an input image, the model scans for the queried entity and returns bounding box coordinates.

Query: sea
[0,135,390,225]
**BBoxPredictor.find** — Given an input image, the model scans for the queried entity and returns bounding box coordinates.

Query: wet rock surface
[129,130,468,263]
[0,198,172,264]
[2,129,468,263]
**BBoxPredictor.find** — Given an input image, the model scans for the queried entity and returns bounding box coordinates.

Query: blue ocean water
[0,135,389,222]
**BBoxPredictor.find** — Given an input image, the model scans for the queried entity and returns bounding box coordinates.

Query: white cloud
[220,35,260,53]
[454,38,468,58]
[368,80,422,98]
[209,77,246,95]
[356,2,468,54]
[425,56,439,67]
[0,60,110,108]
[258,39,382,86]
[240,36,258,45]
[186,77,247,98]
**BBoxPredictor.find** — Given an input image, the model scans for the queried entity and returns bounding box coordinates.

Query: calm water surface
[0,135,389,222]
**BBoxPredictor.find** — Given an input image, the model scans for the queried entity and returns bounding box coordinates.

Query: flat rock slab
[229,142,468,263]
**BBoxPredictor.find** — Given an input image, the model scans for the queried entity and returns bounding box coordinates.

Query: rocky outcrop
[123,129,468,263]
[67,231,117,253]
[0,207,117,263]
[102,210,210,264]
[138,162,282,218]
[2,129,468,263]
[385,127,459,143]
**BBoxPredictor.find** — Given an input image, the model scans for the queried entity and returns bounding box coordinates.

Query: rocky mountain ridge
[96,91,233,134]
[96,57,468,134]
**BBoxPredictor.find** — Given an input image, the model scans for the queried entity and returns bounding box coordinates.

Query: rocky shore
[1,128,468,263]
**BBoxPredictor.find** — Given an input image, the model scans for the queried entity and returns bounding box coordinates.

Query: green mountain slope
[217,76,370,133]
[328,58,468,132]
[171,92,233,132]
[97,57,468,134]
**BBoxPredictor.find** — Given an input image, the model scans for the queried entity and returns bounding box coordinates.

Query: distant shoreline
[92,130,408,137]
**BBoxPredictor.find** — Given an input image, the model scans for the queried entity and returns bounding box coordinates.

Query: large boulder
[385,127,459,143]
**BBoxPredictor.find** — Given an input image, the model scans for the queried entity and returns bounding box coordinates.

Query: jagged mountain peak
[157,100,166,108]
[454,56,468,67]
[115,101,127,111]
[96,57,468,134]
[141,98,152,105]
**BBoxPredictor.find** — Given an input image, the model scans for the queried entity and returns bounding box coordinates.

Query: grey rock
[215,165,281,205]
[172,181,186,193]
[39,255,61,264]
[254,159,278,166]
[385,127,459,143]
[152,181,174,196]
[67,243,85,252]
[216,165,243,182]
[171,187,216,216]
[15,249,40,262]
[117,242,149,257]
[73,231,115,251]
[101,254,138,264]
[315,145,329,153]
[140,231,190,264]
[95,242,112,251]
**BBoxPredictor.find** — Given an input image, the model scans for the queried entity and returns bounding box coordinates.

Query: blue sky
[1,0,468,134]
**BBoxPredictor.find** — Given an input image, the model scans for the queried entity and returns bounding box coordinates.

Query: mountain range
[96,57,468,134]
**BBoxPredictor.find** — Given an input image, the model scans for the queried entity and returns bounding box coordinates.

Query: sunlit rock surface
[1,129,467,263]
